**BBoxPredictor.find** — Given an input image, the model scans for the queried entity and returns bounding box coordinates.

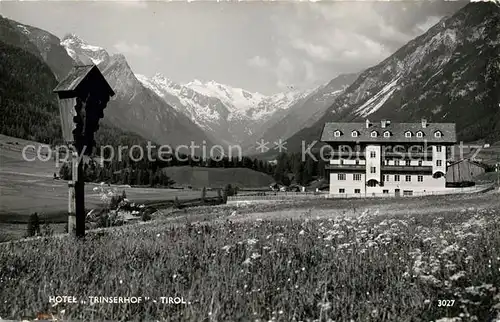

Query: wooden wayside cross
[53,65,115,238]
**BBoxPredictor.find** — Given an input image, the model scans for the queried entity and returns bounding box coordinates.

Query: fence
[227,192,328,202]
[226,184,495,203]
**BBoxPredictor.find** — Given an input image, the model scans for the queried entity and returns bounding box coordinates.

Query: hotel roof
[320,121,456,144]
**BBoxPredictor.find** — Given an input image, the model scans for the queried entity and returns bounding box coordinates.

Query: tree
[317,158,326,179]
[217,188,223,203]
[173,196,181,209]
[136,169,143,186]
[59,162,71,180]
[27,212,40,237]
[224,184,235,197]
[274,153,288,185]
[201,187,207,204]
[293,158,304,185]
[303,156,316,184]
[252,158,260,171]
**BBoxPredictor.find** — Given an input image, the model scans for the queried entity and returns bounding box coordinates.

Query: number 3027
[437,300,455,307]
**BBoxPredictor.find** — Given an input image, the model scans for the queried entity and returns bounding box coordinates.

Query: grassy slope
[1,193,499,321]
[163,166,275,189]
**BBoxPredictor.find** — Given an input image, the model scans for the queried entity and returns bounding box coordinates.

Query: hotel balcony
[381,165,432,174]
[382,151,433,159]
[325,164,366,171]
[325,151,365,159]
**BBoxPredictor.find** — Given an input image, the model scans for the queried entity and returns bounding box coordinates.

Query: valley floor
[1,192,500,321]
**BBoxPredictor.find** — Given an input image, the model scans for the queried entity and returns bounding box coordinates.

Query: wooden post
[75,155,85,238]
[74,97,85,239]
[68,150,77,235]
[496,161,499,187]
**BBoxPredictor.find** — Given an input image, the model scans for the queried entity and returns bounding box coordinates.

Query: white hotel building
[320,119,457,197]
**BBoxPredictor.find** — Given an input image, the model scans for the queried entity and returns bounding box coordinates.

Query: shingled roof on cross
[53,65,115,99]
[320,120,456,144]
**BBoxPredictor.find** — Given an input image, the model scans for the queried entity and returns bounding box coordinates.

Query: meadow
[1,193,499,321]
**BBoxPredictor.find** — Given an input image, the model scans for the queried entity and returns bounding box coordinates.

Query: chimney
[366,119,371,129]
[421,118,428,128]
[381,119,388,128]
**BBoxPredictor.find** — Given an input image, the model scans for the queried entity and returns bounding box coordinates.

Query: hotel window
[405,160,411,166]
[371,131,378,137]
[405,131,412,138]
[338,173,346,180]
[351,131,358,137]
[395,175,400,182]
[418,175,423,182]
[416,131,423,138]
[383,190,389,194]
[339,188,345,193]
[370,167,376,173]
[436,146,442,152]
[340,159,344,165]
[403,190,414,196]
[395,160,400,166]
[370,151,376,158]
[334,131,341,137]
[418,160,423,166]
[435,131,442,138]
[384,131,391,138]
[355,160,360,165]
[385,175,390,181]
[436,160,442,166]
[405,175,411,182]
[354,189,361,194]
[353,174,362,181]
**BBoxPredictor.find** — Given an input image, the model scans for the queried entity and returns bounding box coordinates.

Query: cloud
[271,1,464,80]
[113,41,151,57]
[113,0,148,8]
[414,16,442,34]
[247,55,269,68]
[290,39,333,62]
[275,56,295,90]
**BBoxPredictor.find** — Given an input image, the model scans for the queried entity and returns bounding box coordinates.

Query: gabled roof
[53,65,115,98]
[447,158,488,168]
[320,122,456,143]
[53,65,94,92]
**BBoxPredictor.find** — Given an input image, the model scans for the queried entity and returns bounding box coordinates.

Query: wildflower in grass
[242,258,252,266]
[250,253,261,260]
[450,271,466,281]
[419,275,442,287]
[436,317,461,322]
[247,238,258,245]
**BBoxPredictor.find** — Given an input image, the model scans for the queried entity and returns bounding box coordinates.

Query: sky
[1,0,467,95]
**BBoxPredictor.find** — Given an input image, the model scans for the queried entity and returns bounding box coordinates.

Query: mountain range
[135,72,314,146]
[1,2,499,158]
[281,2,500,154]
[4,24,354,149]
[0,16,147,149]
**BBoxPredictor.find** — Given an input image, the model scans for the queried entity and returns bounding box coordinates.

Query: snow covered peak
[16,24,30,35]
[61,33,86,47]
[61,33,109,66]
[183,78,268,113]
